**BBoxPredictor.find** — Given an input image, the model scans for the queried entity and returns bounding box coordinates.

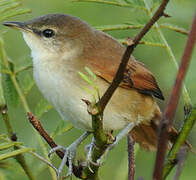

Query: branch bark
[127,134,135,180]
[153,11,196,180]
[27,112,83,178]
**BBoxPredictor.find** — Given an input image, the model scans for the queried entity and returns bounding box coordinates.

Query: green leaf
[0,0,31,22]
[0,148,33,161]
[85,67,97,80]
[118,38,165,47]
[0,0,14,7]
[0,142,22,151]
[0,2,21,14]
[160,23,188,35]
[0,74,5,105]
[51,121,73,138]
[81,86,95,95]
[78,71,95,87]
[20,74,34,96]
[79,67,100,101]
[74,0,147,11]
[2,74,19,107]
[73,0,134,7]
[34,98,53,118]
[0,8,31,21]
[16,63,33,73]
[95,24,143,31]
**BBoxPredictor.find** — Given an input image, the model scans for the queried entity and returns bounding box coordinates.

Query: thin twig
[153,12,196,180]
[127,134,135,180]
[173,147,188,180]
[138,177,145,180]
[27,112,83,178]
[95,24,188,35]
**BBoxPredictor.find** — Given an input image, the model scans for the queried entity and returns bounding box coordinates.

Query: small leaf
[0,74,5,105]
[0,8,31,21]
[160,23,188,35]
[78,71,95,87]
[15,61,33,74]
[0,2,21,14]
[20,74,34,96]
[85,67,97,80]
[73,0,133,7]
[95,24,143,31]
[0,0,13,7]
[2,74,19,107]
[51,121,73,138]
[81,86,95,96]
[34,98,53,118]
[0,142,22,151]
[0,148,33,161]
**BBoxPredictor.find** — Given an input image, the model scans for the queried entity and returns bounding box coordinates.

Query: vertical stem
[0,105,13,136]
[153,12,196,180]
[127,134,135,180]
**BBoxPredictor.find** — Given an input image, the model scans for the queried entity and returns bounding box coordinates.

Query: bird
[3,14,178,178]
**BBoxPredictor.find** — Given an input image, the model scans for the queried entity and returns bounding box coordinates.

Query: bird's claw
[48,144,77,179]
[48,145,66,158]
[86,138,105,171]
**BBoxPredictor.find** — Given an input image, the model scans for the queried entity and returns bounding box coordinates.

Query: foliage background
[0,0,195,179]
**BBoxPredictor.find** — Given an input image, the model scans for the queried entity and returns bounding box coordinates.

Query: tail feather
[130,118,193,152]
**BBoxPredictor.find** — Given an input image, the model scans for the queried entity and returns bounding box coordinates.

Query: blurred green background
[0,0,196,179]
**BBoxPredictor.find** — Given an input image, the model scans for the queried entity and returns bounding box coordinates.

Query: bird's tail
[130,108,193,151]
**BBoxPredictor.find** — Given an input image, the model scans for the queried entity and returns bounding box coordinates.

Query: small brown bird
[3,14,179,177]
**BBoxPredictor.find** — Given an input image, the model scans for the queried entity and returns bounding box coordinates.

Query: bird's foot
[85,138,102,173]
[48,144,76,179]
[48,131,90,179]
[103,122,136,157]
[86,122,136,170]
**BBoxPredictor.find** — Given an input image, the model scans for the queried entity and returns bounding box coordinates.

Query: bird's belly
[33,62,158,131]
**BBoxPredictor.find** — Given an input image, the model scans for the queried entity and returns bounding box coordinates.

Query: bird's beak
[2,21,32,32]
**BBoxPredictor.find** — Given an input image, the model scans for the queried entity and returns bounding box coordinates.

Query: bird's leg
[48,131,90,179]
[87,122,136,166]
[104,122,136,154]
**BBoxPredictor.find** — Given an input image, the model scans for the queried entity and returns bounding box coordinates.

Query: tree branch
[153,11,196,180]
[27,112,83,178]
[127,134,135,180]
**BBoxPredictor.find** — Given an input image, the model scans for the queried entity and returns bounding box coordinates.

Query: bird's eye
[42,29,55,38]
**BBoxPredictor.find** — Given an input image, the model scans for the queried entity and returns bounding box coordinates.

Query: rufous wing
[88,56,164,100]
[122,60,164,100]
